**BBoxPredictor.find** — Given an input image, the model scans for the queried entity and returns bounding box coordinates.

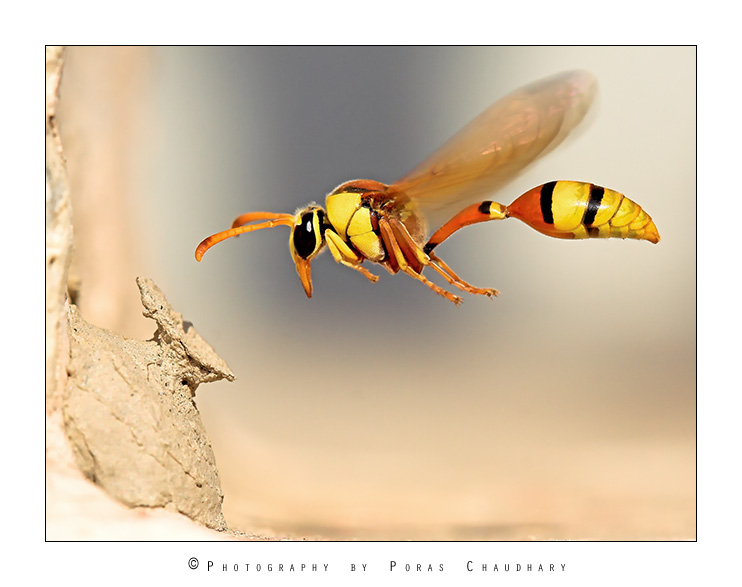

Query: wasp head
[289,205,328,298]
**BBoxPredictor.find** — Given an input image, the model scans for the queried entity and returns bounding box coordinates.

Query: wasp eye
[293,211,322,259]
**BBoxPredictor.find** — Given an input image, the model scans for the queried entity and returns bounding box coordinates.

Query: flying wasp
[195,70,659,305]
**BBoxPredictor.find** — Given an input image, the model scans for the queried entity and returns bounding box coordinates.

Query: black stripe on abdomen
[583,185,604,226]
[540,181,556,224]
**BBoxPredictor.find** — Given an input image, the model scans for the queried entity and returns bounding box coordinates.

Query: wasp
[196,70,659,305]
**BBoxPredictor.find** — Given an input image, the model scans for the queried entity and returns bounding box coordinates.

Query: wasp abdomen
[507,181,660,243]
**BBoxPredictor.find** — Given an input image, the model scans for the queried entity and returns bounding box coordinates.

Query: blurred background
[58,46,695,540]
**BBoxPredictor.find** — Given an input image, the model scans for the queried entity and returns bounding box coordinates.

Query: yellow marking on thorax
[326,192,362,240]
[347,208,384,262]
[347,208,373,237]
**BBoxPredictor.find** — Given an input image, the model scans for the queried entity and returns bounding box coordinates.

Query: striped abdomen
[507,181,660,243]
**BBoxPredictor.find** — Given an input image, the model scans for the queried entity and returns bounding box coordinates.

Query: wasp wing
[388,70,597,222]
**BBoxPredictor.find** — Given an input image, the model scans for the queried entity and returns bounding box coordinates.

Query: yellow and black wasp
[196,70,659,305]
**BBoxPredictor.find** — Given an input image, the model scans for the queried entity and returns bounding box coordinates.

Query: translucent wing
[388,70,597,221]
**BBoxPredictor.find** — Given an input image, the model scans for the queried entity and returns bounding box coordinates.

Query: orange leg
[387,216,497,297]
[324,229,380,283]
[377,217,463,306]
[427,253,499,298]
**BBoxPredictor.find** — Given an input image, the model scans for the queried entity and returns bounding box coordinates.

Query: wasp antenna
[231,211,295,229]
[195,216,295,261]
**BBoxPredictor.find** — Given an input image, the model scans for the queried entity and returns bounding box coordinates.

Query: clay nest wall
[45,47,241,540]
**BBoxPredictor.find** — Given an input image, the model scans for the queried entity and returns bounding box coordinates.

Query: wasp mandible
[195,70,659,305]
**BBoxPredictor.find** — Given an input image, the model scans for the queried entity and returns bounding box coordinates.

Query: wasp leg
[378,216,463,306]
[389,217,497,299]
[324,229,380,283]
[427,253,499,298]
[424,201,508,254]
